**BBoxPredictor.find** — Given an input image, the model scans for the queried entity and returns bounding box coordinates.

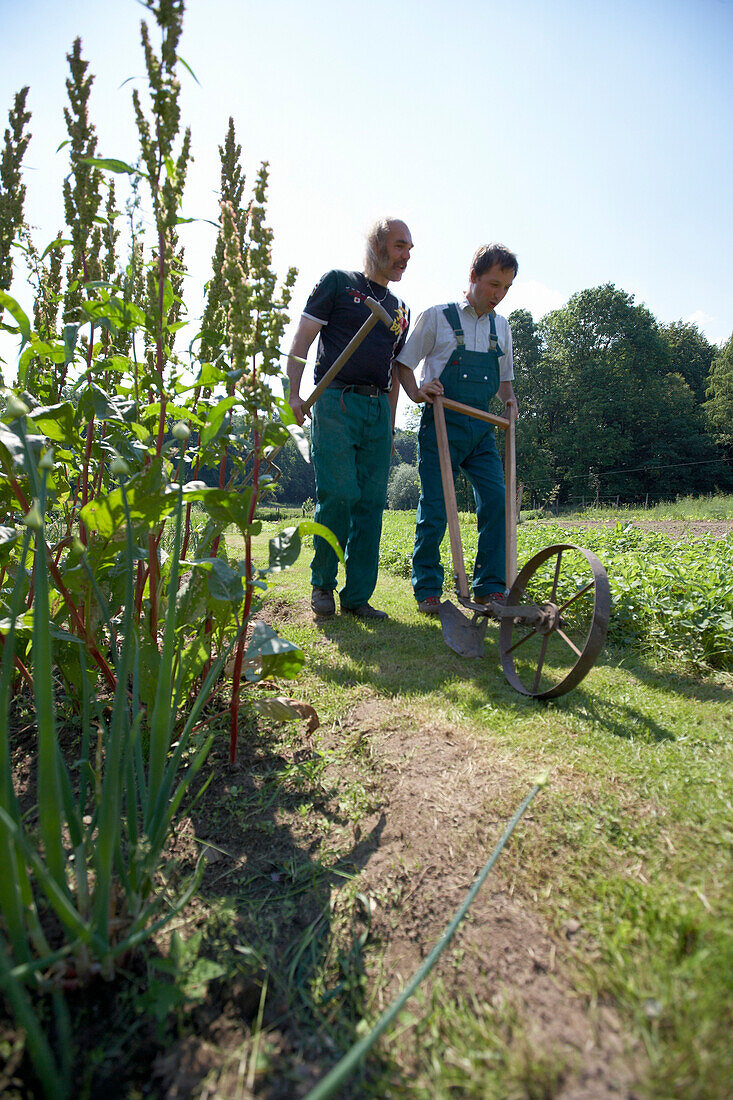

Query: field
[4,509,733,1098]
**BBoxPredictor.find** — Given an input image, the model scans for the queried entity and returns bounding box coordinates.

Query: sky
[1,0,731,420]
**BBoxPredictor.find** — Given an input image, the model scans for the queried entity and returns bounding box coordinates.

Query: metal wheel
[499,543,610,699]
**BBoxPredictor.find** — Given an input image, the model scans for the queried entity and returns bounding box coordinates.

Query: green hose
[304,777,547,1100]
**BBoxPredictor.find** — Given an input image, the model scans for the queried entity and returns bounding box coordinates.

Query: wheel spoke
[556,628,583,657]
[505,625,540,655]
[558,581,594,613]
[499,542,610,700]
[549,550,563,603]
[532,635,550,693]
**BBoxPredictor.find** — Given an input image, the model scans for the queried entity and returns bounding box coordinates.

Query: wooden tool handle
[433,395,470,600]
[302,296,393,414]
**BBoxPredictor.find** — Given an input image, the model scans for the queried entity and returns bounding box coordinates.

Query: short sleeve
[392,307,411,361]
[500,321,514,381]
[302,270,338,325]
[395,307,437,371]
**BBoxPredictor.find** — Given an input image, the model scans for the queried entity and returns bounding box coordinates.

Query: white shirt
[396,297,514,385]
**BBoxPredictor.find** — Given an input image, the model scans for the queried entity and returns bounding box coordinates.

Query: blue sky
[1,0,731,407]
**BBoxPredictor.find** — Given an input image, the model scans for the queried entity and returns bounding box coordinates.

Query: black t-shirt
[303,269,410,390]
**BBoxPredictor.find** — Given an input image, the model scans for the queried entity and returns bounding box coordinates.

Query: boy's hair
[471,243,518,278]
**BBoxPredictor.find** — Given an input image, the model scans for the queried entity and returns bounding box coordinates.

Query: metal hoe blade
[438,600,488,658]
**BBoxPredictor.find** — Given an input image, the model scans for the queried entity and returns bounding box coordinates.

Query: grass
[213,512,733,1099]
[531,491,733,524]
[6,508,730,1097]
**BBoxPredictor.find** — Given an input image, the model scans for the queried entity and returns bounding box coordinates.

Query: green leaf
[245,622,304,680]
[0,526,19,566]
[286,421,310,463]
[178,55,201,85]
[0,290,31,351]
[40,237,71,260]
[0,424,46,469]
[63,324,79,364]
[195,362,230,390]
[80,459,168,537]
[28,403,77,444]
[196,487,254,535]
[200,397,237,446]
[184,558,245,603]
[269,522,343,573]
[81,156,146,177]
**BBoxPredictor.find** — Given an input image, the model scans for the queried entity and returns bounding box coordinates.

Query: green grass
[532,492,733,524]
[214,513,733,1099]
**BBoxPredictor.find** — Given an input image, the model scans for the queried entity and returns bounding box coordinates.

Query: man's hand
[417,378,444,404]
[498,381,518,419]
[288,393,310,426]
[286,316,323,426]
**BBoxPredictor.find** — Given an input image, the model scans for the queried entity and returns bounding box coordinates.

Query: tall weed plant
[0,1,337,1092]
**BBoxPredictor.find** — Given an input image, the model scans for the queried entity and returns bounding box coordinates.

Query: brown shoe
[417,596,442,615]
[474,591,506,606]
[341,602,388,621]
[311,587,335,618]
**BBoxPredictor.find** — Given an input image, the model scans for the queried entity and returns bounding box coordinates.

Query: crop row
[379,515,733,670]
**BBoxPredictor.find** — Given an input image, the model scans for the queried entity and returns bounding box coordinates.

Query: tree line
[271,286,732,510]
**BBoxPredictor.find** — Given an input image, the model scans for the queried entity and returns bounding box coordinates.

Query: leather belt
[329,383,386,397]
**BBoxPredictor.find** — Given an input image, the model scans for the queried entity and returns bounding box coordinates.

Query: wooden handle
[302,296,393,414]
[434,395,470,600]
[504,403,517,588]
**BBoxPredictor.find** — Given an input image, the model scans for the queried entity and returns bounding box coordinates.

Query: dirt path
[323,697,641,1099]
[549,518,733,542]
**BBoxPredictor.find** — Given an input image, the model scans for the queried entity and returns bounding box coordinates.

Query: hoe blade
[438,600,488,658]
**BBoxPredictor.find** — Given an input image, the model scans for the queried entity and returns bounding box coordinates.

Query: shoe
[340,602,389,621]
[417,596,442,615]
[474,591,506,607]
[311,587,335,618]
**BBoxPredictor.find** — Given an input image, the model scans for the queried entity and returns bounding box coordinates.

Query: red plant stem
[79,412,96,547]
[13,654,34,692]
[135,560,145,624]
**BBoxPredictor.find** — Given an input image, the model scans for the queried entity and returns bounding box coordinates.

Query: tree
[508,307,557,502]
[388,462,420,509]
[659,320,715,404]
[392,426,417,466]
[526,285,721,502]
[705,335,733,451]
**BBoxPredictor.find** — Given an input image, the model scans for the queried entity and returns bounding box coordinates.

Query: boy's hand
[417,378,444,404]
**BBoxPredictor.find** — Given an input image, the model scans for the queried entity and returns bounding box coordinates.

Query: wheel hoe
[433,395,610,699]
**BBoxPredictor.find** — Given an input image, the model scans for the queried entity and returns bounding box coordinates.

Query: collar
[459,295,496,321]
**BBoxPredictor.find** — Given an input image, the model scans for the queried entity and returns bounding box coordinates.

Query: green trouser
[311,387,392,609]
[412,304,505,602]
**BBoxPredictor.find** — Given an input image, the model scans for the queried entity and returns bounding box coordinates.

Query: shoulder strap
[489,311,498,352]
[442,303,465,346]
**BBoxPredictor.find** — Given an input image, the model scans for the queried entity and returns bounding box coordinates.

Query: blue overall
[412,303,506,602]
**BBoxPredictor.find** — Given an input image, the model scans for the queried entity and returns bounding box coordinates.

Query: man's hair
[471,243,518,278]
[364,217,397,275]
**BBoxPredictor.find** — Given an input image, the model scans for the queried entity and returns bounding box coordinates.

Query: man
[286,217,412,620]
[395,243,518,613]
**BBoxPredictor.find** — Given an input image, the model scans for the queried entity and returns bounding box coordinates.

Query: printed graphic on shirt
[391,305,409,339]
[346,284,368,306]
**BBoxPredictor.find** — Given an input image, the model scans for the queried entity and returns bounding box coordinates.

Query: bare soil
[553,518,733,542]
[3,600,656,1099]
